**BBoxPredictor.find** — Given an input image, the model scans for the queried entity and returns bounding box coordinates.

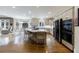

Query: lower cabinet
[28,31,46,44]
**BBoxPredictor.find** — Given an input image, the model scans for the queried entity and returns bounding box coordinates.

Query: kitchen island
[25,29,48,44]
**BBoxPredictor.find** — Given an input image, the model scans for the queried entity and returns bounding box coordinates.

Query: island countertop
[24,29,47,44]
[25,29,48,33]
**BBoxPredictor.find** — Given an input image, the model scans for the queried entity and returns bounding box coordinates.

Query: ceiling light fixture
[28,10,32,15]
[48,11,52,14]
[36,6,40,8]
[46,16,48,18]
[12,6,16,8]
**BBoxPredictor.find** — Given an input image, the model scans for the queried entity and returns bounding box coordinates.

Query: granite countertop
[25,29,48,33]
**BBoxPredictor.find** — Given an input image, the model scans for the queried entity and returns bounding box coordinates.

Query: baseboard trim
[55,39,73,52]
[62,40,73,52]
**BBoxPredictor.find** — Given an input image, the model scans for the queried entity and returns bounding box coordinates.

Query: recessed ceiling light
[31,16,34,18]
[48,11,52,14]
[28,10,32,15]
[45,16,48,18]
[12,6,16,8]
[36,6,40,8]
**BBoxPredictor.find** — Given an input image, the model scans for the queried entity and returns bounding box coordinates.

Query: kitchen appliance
[53,19,63,43]
[53,20,60,42]
[62,19,72,44]
[62,19,73,50]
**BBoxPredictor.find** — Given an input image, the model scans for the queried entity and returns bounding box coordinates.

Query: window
[1,21,4,28]
[22,23,28,28]
[6,22,9,29]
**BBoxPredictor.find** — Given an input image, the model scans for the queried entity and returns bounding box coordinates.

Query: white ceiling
[0,6,72,19]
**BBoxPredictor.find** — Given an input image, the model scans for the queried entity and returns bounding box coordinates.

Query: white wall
[74,27,79,52]
[74,6,79,53]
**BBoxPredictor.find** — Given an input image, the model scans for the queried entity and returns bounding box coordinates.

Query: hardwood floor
[0,32,72,53]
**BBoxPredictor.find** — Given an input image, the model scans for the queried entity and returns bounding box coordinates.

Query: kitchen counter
[26,29,48,32]
[25,29,48,44]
